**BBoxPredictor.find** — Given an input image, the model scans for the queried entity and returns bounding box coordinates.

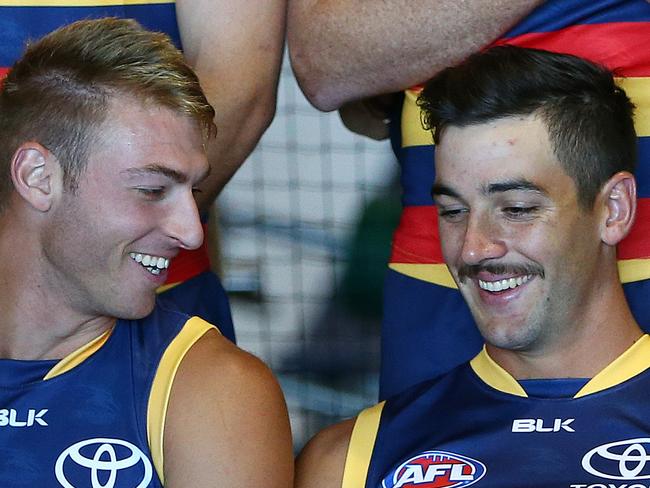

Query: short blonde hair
[0,17,216,205]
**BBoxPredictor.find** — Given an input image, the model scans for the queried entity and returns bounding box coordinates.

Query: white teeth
[129,252,170,274]
[478,274,533,292]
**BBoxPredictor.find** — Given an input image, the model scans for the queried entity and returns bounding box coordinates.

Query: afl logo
[55,438,153,488]
[583,438,650,480]
[382,450,486,488]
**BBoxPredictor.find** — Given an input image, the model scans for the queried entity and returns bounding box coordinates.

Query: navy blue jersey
[0,1,182,74]
[0,305,214,487]
[345,336,650,487]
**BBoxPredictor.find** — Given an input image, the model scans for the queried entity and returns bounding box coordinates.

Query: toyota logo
[583,438,650,480]
[55,438,153,488]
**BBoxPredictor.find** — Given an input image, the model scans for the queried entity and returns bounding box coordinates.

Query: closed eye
[502,206,539,219]
[136,187,166,200]
[439,207,468,223]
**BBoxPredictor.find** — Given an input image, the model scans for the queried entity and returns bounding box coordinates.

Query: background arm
[176,0,287,210]
[288,0,543,111]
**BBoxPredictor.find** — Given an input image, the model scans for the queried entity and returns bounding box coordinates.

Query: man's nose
[460,214,507,266]
[164,192,204,250]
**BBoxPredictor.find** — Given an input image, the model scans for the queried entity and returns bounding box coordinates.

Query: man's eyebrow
[431,178,549,200]
[122,163,211,184]
[431,182,461,199]
[484,178,548,196]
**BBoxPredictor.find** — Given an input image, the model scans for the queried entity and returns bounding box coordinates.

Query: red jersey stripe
[495,22,650,77]
[163,224,211,285]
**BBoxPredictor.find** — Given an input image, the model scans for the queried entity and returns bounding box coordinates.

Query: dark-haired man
[296,46,645,488]
[0,18,292,488]
[288,0,650,401]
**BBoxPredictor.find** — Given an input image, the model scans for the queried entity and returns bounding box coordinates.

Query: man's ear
[10,142,61,212]
[599,171,637,246]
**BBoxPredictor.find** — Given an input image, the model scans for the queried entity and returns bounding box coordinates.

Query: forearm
[288,0,543,111]
[196,82,279,210]
[176,0,286,209]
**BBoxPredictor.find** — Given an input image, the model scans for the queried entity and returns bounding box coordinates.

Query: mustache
[458,262,545,282]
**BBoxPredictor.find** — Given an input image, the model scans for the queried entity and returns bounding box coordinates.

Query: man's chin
[478,321,539,352]
[113,299,157,321]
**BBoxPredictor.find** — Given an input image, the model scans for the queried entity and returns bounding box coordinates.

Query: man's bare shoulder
[295,417,356,488]
[178,327,272,381]
[163,328,293,488]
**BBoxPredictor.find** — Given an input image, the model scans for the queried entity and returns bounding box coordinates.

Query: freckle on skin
[507,139,516,146]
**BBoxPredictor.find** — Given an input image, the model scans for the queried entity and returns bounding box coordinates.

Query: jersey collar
[469,335,650,398]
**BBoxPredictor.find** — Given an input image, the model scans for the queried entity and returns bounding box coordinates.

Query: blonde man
[0,18,292,488]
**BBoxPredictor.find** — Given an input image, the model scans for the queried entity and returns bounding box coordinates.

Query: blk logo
[511,418,575,433]
[55,438,153,488]
[0,408,48,427]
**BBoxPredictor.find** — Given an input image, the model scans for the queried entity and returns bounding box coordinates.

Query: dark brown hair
[417,45,637,208]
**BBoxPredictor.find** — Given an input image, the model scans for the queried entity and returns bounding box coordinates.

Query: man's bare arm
[176,0,287,210]
[295,418,355,488]
[163,330,294,487]
[287,0,543,111]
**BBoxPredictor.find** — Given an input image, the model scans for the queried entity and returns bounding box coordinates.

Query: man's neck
[0,299,116,360]
[486,284,643,380]
[0,235,116,360]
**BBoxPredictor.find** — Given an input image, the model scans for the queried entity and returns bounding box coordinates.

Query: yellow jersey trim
[471,336,650,398]
[156,281,181,294]
[575,335,650,398]
[44,328,113,380]
[388,263,457,288]
[619,259,650,283]
[401,77,650,148]
[389,259,650,287]
[470,347,528,397]
[342,402,385,488]
[401,88,430,149]
[619,77,650,137]
[147,316,215,484]
[0,1,173,5]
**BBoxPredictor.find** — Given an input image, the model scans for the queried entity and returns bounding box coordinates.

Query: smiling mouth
[478,274,533,292]
[129,252,170,275]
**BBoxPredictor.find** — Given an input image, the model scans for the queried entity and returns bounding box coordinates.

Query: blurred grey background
[217,54,399,450]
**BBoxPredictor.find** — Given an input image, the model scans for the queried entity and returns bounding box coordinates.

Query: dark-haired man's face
[433,115,604,357]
